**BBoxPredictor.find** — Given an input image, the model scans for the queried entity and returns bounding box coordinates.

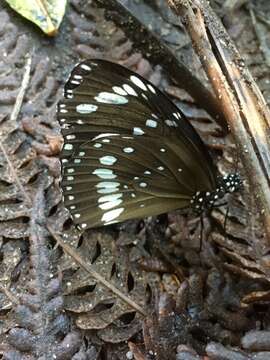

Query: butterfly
[58,59,241,230]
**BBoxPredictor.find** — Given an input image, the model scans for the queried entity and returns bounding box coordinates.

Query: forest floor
[0,0,270,359]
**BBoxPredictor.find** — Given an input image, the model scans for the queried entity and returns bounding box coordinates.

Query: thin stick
[0,55,32,205]
[47,225,147,316]
[167,0,270,244]
[10,55,32,122]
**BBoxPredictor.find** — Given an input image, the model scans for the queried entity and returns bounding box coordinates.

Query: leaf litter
[1,0,270,359]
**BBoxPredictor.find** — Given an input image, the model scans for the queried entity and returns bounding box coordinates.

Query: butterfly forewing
[58,59,217,229]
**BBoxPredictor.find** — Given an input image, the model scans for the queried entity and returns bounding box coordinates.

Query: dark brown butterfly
[58,59,240,230]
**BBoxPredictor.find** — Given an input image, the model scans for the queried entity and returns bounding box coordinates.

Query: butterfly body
[58,59,240,229]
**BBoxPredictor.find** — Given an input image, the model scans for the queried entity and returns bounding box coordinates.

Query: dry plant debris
[4,0,67,36]
[0,0,270,359]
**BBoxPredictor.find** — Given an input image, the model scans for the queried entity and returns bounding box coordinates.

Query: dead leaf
[4,0,66,36]
[60,232,150,339]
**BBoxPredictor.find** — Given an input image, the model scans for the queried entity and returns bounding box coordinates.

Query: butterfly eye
[58,59,240,230]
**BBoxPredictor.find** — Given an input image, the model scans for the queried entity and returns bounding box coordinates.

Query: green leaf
[4,0,67,36]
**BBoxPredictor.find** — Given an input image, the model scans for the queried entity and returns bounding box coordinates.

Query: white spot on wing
[123,147,134,153]
[76,104,98,114]
[96,181,120,189]
[64,144,73,150]
[113,86,127,96]
[98,193,123,203]
[133,127,144,136]
[81,64,91,71]
[66,135,76,140]
[97,188,118,194]
[147,84,156,93]
[95,92,128,105]
[165,119,178,127]
[102,208,124,223]
[93,133,120,141]
[100,156,117,165]
[130,75,147,91]
[123,84,137,96]
[146,119,157,128]
[93,168,117,179]
[142,94,148,101]
[139,182,147,188]
[99,199,123,210]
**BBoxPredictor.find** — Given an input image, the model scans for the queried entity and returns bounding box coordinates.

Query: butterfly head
[191,173,242,214]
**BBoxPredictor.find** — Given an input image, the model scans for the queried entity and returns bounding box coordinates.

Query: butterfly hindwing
[58,59,217,229]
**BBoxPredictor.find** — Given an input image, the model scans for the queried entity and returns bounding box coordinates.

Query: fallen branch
[167,0,270,246]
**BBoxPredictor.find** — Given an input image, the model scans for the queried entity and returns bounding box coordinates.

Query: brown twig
[10,55,32,122]
[167,0,270,245]
[47,225,147,316]
[0,55,32,205]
